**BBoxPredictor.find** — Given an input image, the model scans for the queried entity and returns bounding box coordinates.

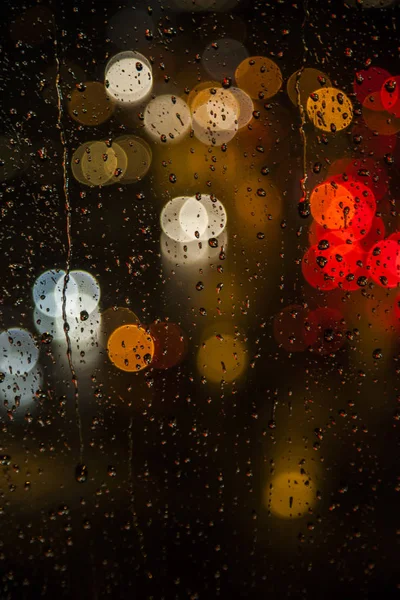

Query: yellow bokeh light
[197,332,247,384]
[265,470,317,519]
[107,324,154,373]
[68,81,115,126]
[286,67,332,107]
[307,87,353,132]
[234,56,282,100]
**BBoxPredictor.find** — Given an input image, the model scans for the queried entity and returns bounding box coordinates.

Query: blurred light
[327,157,388,200]
[350,121,397,158]
[144,95,191,143]
[71,141,127,187]
[266,470,317,519]
[202,38,248,81]
[307,87,353,132]
[160,229,228,268]
[33,270,78,318]
[196,194,227,239]
[161,196,207,243]
[70,270,101,315]
[192,87,239,146]
[230,87,254,128]
[149,322,187,369]
[160,233,209,266]
[353,66,391,104]
[105,51,153,105]
[107,324,154,372]
[273,305,308,353]
[100,307,140,347]
[359,216,386,251]
[114,135,152,183]
[380,76,400,117]
[310,178,374,240]
[0,329,39,376]
[234,179,282,236]
[0,367,42,414]
[362,103,400,135]
[197,332,247,384]
[234,56,283,100]
[304,308,346,355]
[367,240,400,288]
[286,67,331,106]
[68,82,115,126]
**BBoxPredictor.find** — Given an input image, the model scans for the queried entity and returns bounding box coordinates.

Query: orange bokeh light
[107,324,154,372]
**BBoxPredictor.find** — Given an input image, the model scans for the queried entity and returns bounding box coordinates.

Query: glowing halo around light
[234,56,283,100]
[265,470,318,519]
[195,194,227,239]
[0,367,43,413]
[114,135,152,183]
[144,95,192,144]
[71,141,128,187]
[105,51,153,105]
[107,324,154,372]
[307,87,353,132]
[286,67,332,106]
[197,332,247,384]
[70,270,101,316]
[229,87,254,128]
[161,196,209,243]
[191,87,239,146]
[33,270,79,319]
[0,329,39,376]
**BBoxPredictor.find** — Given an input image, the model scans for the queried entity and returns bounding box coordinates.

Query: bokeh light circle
[197,332,247,384]
[307,87,353,133]
[105,51,153,105]
[144,95,191,143]
[33,270,79,318]
[266,470,317,519]
[0,329,39,376]
[107,324,154,372]
[235,56,282,100]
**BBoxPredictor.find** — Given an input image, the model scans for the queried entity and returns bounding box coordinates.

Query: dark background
[0,0,399,598]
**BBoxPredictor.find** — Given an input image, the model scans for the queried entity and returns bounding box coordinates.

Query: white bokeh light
[0,366,42,413]
[70,270,101,316]
[161,196,209,243]
[144,95,192,143]
[230,87,254,128]
[0,328,39,376]
[33,269,78,318]
[105,51,153,105]
[197,194,227,239]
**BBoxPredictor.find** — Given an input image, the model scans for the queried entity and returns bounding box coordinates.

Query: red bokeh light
[367,239,400,288]
[304,308,346,356]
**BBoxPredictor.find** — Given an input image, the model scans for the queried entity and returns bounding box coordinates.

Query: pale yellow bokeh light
[266,470,317,519]
[306,87,353,133]
[235,56,282,100]
[71,141,127,187]
[114,135,152,183]
[197,333,247,384]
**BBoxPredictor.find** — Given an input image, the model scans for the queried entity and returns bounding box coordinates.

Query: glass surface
[0,0,399,597]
